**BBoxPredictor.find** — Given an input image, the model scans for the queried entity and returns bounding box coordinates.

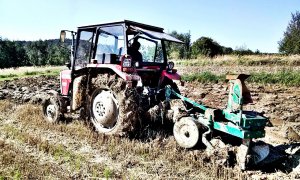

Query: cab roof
[78,20,164,32]
[77,20,183,43]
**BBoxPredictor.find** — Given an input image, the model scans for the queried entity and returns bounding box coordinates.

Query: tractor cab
[73,20,182,66]
[60,20,182,91]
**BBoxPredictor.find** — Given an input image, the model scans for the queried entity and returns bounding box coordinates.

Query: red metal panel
[161,70,181,80]
[86,64,141,81]
[60,70,71,96]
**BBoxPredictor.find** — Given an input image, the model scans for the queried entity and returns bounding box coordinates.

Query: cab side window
[75,30,95,69]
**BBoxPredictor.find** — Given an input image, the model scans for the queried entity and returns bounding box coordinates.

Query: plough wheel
[173,117,204,148]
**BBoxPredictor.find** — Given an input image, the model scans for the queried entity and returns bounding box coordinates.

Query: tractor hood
[130,26,183,44]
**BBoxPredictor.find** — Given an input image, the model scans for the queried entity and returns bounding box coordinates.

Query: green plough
[165,74,269,170]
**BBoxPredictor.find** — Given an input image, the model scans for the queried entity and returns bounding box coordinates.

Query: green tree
[278,11,300,54]
[222,46,233,54]
[47,44,69,65]
[26,40,48,66]
[191,37,223,58]
[0,38,28,68]
[233,45,254,56]
[166,31,191,59]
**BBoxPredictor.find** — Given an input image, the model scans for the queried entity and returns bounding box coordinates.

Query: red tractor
[43,20,183,136]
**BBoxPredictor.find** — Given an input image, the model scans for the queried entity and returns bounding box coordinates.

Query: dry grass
[181,70,300,86]
[174,54,300,67]
[171,55,300,87]
[0,66,65,76]
[0,101,248,179]
[0,141,66,179]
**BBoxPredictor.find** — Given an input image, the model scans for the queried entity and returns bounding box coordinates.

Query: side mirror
[60,30,66,43]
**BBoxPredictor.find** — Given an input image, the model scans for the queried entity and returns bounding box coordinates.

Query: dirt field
[0,73,299,179]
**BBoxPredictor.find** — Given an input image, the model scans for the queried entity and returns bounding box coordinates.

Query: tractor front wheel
[42,94,62,123]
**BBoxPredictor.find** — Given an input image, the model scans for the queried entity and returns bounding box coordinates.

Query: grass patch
[24,71,39,76]
[0,74,18,79]
[182,72,225,83]
[103,167,113,179]
[249,70,300,86]
[182,70,300,86]
[0,66,63,81]
[0,123,92,178]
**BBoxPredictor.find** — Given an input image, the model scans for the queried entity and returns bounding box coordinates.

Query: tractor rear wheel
[89,74,138,136]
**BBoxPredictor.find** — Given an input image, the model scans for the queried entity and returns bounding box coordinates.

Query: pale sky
[0,0,299,53]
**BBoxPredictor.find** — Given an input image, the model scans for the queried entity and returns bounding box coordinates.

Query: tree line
[1,9,299,69]
[0,38,70,69]
[165,31,262,59]
[0,35,267,69]
[168,10,300,59]
[1,35,245,69]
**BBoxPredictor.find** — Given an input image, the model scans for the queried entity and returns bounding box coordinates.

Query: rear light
[122,58,132,67]
[121,55,134,72]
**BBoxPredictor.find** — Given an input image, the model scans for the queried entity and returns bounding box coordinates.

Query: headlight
[122,58,132,67]
[134,61,140,68]
[167,61,174,70]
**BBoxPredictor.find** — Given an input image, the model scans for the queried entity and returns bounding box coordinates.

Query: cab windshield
[96,25,125,59]
[127,35,164,63]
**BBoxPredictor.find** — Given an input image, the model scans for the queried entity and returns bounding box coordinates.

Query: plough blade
[251,143,270,164]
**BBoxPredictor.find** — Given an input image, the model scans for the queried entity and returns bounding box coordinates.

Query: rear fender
[60,70,71,96]
[158,70,182,90]
[161,70,181,81]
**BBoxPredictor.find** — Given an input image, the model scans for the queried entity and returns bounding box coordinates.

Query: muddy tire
[89,74,138,136]
[42,94,62,123]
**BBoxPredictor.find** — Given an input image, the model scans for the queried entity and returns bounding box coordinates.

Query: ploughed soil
[0,75,299,179]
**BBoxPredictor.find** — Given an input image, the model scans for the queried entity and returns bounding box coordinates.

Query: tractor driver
[128,39,143,63]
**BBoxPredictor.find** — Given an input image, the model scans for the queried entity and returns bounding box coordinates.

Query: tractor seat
[94,53,117,64]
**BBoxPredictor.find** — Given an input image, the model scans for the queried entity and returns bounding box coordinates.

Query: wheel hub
[46,104,56,118]
[92,90,119,128]
[173,117,200,148]
[95,101,106,117]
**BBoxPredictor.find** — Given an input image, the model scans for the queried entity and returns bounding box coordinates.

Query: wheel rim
[173,117,200,148]
[44,101,58,123]
[91,90,119,132]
